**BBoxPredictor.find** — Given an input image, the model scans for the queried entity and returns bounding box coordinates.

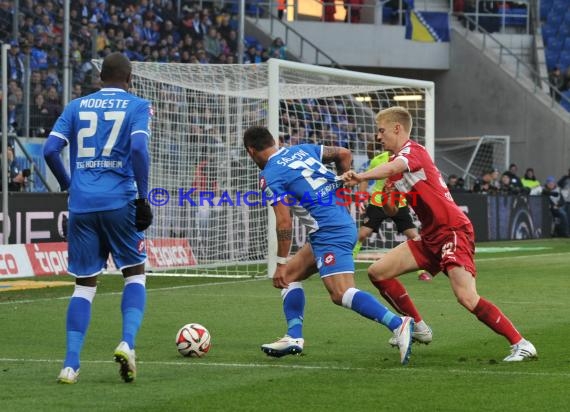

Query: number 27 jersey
[50,87,152,213]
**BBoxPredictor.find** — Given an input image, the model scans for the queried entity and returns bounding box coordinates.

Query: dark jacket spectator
[504,163,523,189]
[543,176,569,237]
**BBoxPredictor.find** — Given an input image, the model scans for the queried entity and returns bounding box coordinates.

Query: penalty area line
[0,357,566,377]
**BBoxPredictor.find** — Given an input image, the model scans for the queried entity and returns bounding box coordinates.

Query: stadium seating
[540,0,553,20]
[226,0,265,17]
[541,0,570,111]
[559,50,570,72]
[560,90,570,111]
[546,49,560,70]
[558,24,570,39]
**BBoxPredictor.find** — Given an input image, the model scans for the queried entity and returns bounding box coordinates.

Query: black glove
[61,214,68,240]
[135,198,153,231]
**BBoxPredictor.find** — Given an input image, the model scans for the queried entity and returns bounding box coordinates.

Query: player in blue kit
[243,126,414,365]
[43,53,153,384]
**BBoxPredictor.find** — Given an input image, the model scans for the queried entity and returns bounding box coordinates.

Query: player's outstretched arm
[361,158,407,181]
[322,146,352,175]
[340,170,362,187]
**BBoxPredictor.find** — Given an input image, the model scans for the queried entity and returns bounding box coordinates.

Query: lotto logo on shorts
[323,252,336,266]
[137,240,146,254]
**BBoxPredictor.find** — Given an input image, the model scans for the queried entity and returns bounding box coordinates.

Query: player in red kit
[341,106,537,362]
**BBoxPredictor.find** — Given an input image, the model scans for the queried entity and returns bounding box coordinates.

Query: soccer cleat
[411,322,433,345]
[57,367,79,384]
[261,336,304,358]
[114,341,137,382]
[389,321,432,346]
[392,316,414,365]
[503,339,537,362]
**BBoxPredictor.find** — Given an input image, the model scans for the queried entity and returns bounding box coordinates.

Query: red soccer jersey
[388,140,472,237]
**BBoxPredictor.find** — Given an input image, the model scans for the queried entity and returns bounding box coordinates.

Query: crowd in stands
[447,163,570,237]
[454,0,529,31]
[0,0,288,138]
[277,98,367,151]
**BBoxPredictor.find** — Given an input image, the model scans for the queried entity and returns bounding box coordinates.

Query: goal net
[434,135,510,191]
[92,59,434,277]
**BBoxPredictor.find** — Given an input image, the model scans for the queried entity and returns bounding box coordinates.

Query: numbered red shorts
[407,226,476,277]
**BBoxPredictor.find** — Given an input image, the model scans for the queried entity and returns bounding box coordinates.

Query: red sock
[372,279,422,323]
[471,297,522,345]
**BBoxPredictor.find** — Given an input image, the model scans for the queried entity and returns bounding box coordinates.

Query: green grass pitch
[1,239,569,411]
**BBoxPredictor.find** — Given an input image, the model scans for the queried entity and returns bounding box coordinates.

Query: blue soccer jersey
[49,87,151,213]
[260,144,353,233]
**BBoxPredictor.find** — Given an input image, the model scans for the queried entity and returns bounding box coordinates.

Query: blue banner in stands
[405,10,450,42]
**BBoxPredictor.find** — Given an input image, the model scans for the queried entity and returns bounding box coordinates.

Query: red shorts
[407,226,476,277]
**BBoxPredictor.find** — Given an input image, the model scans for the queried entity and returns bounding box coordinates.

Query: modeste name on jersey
[79,98,130,109]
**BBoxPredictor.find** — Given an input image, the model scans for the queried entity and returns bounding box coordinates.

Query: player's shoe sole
[114,341,136,382]
[261,336,304,358]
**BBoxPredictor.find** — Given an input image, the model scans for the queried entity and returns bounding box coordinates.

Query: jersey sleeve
[48,101,75,144]
[394,142,423,172]
[131,99,152,138]
[260,172,285,205]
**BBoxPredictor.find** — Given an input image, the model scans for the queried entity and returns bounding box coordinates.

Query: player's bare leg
[402,228,432,281]
[368,242,432,345]
[284,243,318,283]
[447,266,537,361]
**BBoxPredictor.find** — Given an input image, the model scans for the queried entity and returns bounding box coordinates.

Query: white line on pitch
[0,278,262,306]
[475,252,570,262]
[0,357,567,378]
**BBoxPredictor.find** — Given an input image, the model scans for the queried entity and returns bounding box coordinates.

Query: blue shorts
[311,224,357,277]
[67,202,146,277]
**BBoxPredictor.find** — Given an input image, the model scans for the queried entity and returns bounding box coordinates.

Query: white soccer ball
[176,323,211,357]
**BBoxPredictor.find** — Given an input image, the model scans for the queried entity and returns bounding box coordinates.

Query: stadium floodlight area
[92,59,434,277]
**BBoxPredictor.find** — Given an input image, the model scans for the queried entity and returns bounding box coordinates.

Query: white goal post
[92,58,434,277]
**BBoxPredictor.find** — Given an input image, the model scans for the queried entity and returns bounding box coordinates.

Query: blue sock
[121,277,146,349]
[282,283,305,339]
[64,294,93,370]
[342,288,402,331]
